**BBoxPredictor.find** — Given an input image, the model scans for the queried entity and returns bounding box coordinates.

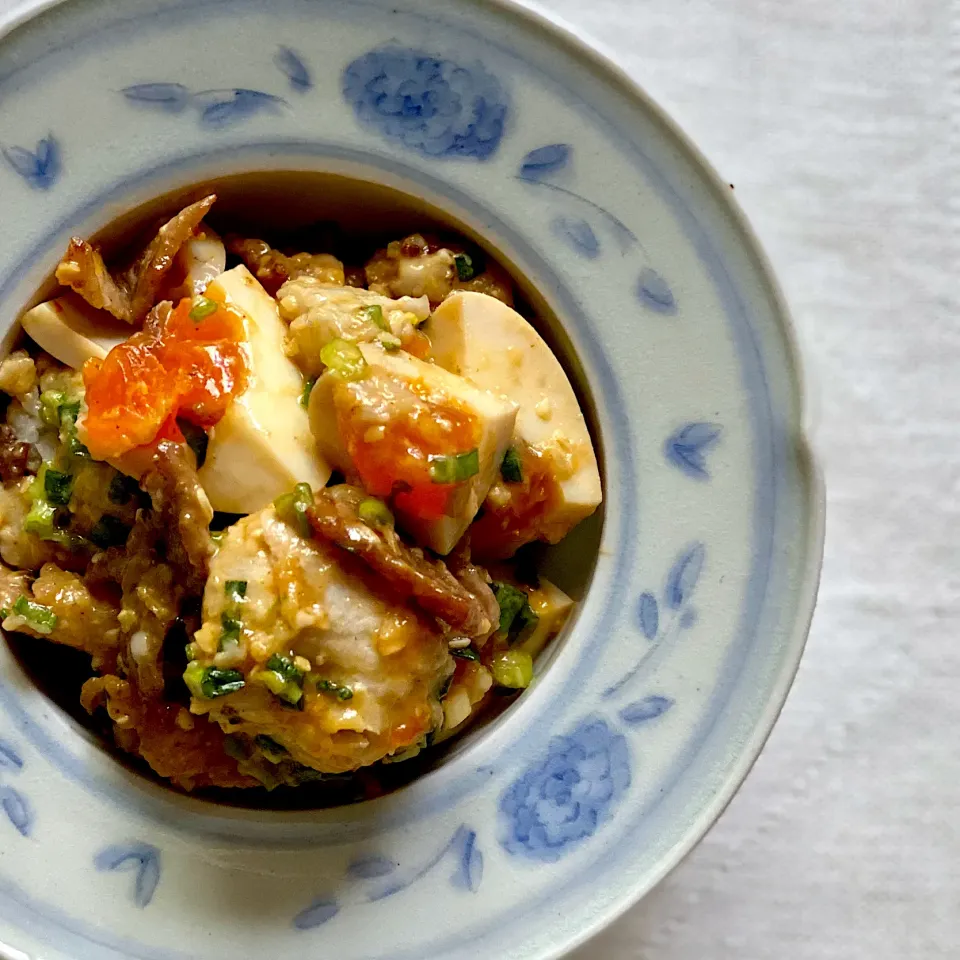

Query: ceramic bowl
[0,0,824,957]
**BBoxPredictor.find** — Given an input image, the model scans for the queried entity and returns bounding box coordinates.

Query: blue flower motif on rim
[2,135,60,190]
[120,84,285,129]
[0,738,33,837]
[275,46,312,92]
[499,716,630,863]
[551,216,600,259]
[342,47,508,160]
[94,843,161,908]
[665,422,722,480]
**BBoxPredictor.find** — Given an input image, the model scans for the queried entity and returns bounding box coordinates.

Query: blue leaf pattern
[637,267,677,314]
[665,422,722,480]
[619,695,674,727]
[343,47,507,160]
[94,843,161,908]
[637,592,659,640]
[121,83,191,112]
[680,608,698,629]
[293,898,341,929]
[2,136,60,190]
[449,826,483,892]
[0,740,24,772]
[665,542,705,610]
[275,46,312,91]
[194,89,285,129]
[0,786,32,837]
[346,854,396,880]
[551,216,600,259]
[518,143,570,181]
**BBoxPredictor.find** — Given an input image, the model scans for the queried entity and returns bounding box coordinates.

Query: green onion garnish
[58,401,89,459]
[500,447,523,484]
[319,338,367,380]
[224,580,247,603]
[88,515,131,549]
[316,678,354,701]
[452,646,479,661]
[12,595,58,635]
[490,650,534,689]
[300,376,317,409]
[255,735,288,763]
[219,613,242,649]
[184,662,245,699]
[512,601,540,643]
[428,449,479,485]
[492,582,528,638]
[357,304,388,332]
[261,654,306,707]
[23,499,57,538]
[44,469,73,506]
[274,482,313,538]
[358,497,393,529]
[210,530,225,546]
[38,390,65,427]
[454,253,476,281]
[189,297,218,321]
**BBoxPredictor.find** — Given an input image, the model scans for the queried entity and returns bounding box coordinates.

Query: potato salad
[0,195,601,793]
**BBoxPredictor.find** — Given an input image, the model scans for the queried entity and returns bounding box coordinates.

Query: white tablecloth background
[1,0,957,956]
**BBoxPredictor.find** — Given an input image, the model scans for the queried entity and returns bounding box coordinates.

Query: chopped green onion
[44,469,73,506]
[452,646,479,661]
[491,581,529,639]
[108,472,140,505]
[12,595,58,635]
[454,253,476,281]
[184,662,245,699]
[189,297,218,321]
[274,482,313,538]
[224,580,247,603]
[261,654,305,707]
[88,515,131,549]
[428,449,479,485]
[23,499,57,538]
[184,641,200,661]
[219,613,242,649]
[0,608,9,620]
[178,420,208,468]
[500,447,523,484]
[300,376,317,408]
[490,650,534,689]
[38,390,65,427]
[210,530,226,546]
[511,601,540,643]
[316,678,354,701]
[319,338,367,380]
[58,401,89,459]
[358,497,393,529]
[357,304,388,331]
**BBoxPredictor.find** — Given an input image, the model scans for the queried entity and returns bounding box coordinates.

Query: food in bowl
[0,194,601,792]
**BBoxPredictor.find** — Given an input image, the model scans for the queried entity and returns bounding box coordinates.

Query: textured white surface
[0,0,956,956]
[540,0,959,957]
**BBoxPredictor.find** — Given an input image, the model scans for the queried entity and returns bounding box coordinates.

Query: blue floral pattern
[294,825,482,930]
[274,46,312,92]
[94,843,161,908]
[499,716,630,863]
[342,47,507,160]
[2,136,60,190]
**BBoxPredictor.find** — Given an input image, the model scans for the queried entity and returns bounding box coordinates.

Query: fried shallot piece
[225,236,345,295]
[307,484,496,639]
[55,195,216,324]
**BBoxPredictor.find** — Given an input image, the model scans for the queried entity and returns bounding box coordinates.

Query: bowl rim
[0,1,826,957]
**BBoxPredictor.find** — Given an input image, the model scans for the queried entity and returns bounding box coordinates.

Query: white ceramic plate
[0,1,824,957]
